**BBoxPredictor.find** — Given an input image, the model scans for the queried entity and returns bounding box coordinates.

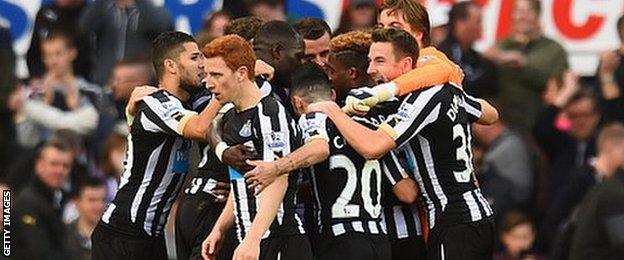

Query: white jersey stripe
[463,191,482,221]
[392,205,409,239]
[130,141,164,222]
[143,139,180,235]
[418,135,448,212]
[118,133,134,190]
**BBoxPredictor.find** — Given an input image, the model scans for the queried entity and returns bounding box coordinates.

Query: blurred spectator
[439,1,498,98]
[294,18,331,66]
[66,177,106,260]
[495,211,545,260]
[429,5,450,47]
[548,123,624,259]
[335,0,377,35]
[108,57,154,122]
[7,130,89,195]
[224,16,264,41]
[11,31,101,149]
[79,0,173,85]
[13,140,74,259]
[597,16,624,124]
[473,120,535,219]
[245,0,287,22]
[0,26,17,179]
[569,158,624,259]
[27,0,92,80]
[534,73,599,213]
[484,0,568,132]
[598,15,624,95]
[196,10,232,47]
[94,125,128,202]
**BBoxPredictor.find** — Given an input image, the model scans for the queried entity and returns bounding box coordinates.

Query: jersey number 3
[329,155,382,219]
[453,124,473,183]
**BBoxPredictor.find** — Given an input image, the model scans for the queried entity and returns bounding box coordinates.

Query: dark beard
[179,78,203,97]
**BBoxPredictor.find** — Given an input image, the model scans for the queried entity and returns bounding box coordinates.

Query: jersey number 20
[329,155,382,219]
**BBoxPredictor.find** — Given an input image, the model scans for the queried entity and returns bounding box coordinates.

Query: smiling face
[367,42,410,84]
[204,56,238,105]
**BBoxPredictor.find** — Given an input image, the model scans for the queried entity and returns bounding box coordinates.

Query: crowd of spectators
[1,0,623,259]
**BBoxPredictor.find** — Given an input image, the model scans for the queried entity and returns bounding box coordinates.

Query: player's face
[378,9,423,46]
[303,32,330,66]
[41,38,76,75]
[326,52,352,102]
[277,39,306,82]
[367,42,410,84]
[177,42,206,92]
[204,56,238,105]
[75,186,107,224]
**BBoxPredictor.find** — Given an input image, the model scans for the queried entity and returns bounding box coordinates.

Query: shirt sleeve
[462,92,483,123]
[298,112,330,144]
[379,85,444,148]
[139,94,197,136]
[257,100,297,161]
[393,48,464,96]
[381,150,409,186]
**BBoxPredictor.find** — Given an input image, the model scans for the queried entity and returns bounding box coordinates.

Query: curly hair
[224,16,264,41]
[330,31,372,55]
[202,35,256,81]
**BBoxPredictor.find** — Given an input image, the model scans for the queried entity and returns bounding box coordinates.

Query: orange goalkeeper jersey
[393,47,464,96]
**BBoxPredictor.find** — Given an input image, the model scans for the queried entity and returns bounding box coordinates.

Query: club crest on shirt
[396,102,416,121]
[264,131,287,152]
[239,120,252,137]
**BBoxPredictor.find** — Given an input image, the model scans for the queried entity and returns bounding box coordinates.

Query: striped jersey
[299,112,386,237]
[221,95,305,242]
[380,84,493,229]
[351,94,424,240]
[101,90,196,237]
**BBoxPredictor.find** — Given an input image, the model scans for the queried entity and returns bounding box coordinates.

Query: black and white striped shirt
[101,90,196,237]
[221,95,305,242]
[381,84,493,229]
[300,112,386,237]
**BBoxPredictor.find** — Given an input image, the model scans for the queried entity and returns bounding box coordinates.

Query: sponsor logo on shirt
[264,131,287,152]
[239,120,252,138]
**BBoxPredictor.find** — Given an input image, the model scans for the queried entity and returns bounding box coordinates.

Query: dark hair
[224,16,264,41]
[152,31,196,80]
[71,176,105,199]
[372,28,419,67]
[565,87,599,111]
[330,31,372,76]
[448,1,475,34]
[499,210,534,234]
[42,29,76,49]
[36,138,74,163]
[520,0,541,15]
[291,62,332,103]
[380,0,431,46]
[244,0,282,8]
[617,15,624,39]
[253,20,303,49]
[293,17,331,40]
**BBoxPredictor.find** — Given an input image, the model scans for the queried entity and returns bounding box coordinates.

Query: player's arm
[382,151,418,204]
[181,98,222,141]
[245,113,331,191]
[462,93,499,125]
[308,102,395,160]
[202,193,235,260]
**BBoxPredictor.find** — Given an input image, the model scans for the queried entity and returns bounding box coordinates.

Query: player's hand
[211,181,230,203]
[201,230,223,260]
[342,86,395,115]
[223,144,256,173]
[306,101,341,115]
[126,85,158,116]
[233,238,260,260]
[255,59,275,81]
[244,159,279,194]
